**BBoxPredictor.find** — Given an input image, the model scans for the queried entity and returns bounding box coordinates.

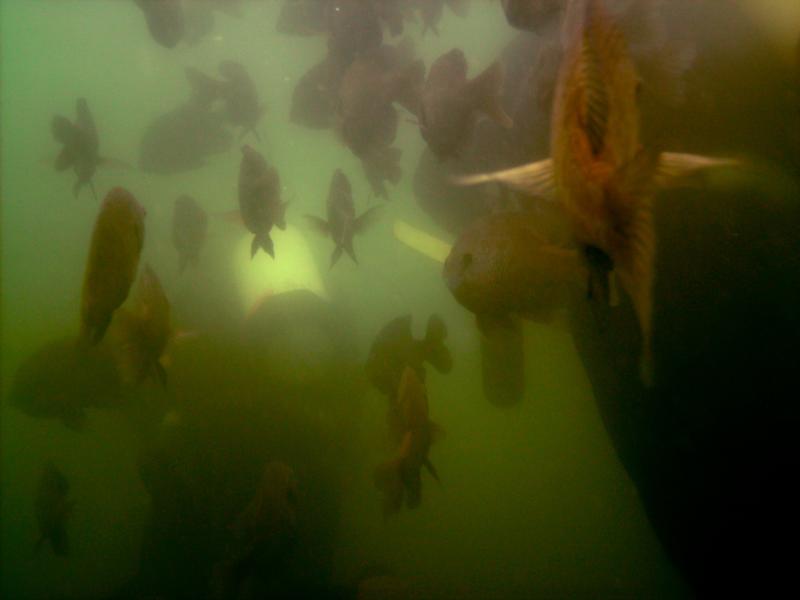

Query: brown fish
[327,0,383,63]
[51,98,100,200]
[110,265,172,387]
[80,187,146,346]
[374,367,442,516]
[365,314,452,402]
[454,0,736,385]
[290,56,348,130]
[212,461,298,598]
[134,0,185,48]
[35,461,72,556]
[238,145,287,258]
[172,194,208,273]
[305,169,382,267]
[419,49,513,159]
[501,0,564,33]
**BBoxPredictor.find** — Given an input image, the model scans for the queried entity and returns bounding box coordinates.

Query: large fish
[454,0,736,385]
[305,169,382,267]
[80,187,146,346]
[238,145,287,258]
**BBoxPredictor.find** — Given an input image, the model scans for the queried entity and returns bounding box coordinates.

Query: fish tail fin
[424,314,453,374]
[373,458,403,518]
[343,237,358,264]
[252,234,274,258]
[72,180,83,199]
[467,61,513,129]
[330,245,344,269]
[304,215,330,236]
[353,205,383,234]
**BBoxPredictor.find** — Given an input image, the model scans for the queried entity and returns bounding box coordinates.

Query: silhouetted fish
[238,145,287,258]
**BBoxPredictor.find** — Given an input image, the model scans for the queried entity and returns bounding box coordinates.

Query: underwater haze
[2,1,799,599]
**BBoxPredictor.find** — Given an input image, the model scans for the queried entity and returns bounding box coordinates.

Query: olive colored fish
[134,0,185,48]
[238,145,287,258]
[35,461,72,556]
[172,195,208,273]
[80,187,146,346]
[51,98,100,200]
[501,0,564,32]
[365,314,452,405]
[305,170,382,267]
[290,56,348,130]
[419,49,513,159]
[212,461,298,599]
[454,0,736,385]
[374,367,442,516]
[110,265,172,387]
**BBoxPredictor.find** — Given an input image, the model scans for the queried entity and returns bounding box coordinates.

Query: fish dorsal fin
[451,158,557,202]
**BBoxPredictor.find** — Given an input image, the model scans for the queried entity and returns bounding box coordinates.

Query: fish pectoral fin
[467,61,513,129]
[451,158,557,202]
[423,458,440,482]
[654,152,739,189]
[304,214,330,236]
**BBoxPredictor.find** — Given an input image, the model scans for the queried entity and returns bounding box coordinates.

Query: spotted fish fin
[654,152,739,188]
[451,158,556,202]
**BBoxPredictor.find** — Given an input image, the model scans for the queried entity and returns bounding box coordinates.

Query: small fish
[134,0,185,48]
[110,265,172,387]
[453,0,736,386]
[305,170,382,267]
[501,0,564,33]
[238,145,287,258]
[374,367,442,516]
[138,100,233,175]
[212,461,298,599]
[419,49,513,159]
[80,187,146,346]
[365,314,452,403]
[35,462,72,556]
[51,98,100,200]
[172,195,208,273]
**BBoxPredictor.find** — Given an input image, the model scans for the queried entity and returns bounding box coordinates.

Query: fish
[365,314,452,404]
[453,0,737,386]
[327,0,383,63]
[51,98,101,200]
[134,0,185,48]
[80,187,146,346]
[172,195,208,273]
[276,0,328,36]
[35,462,72,556]
[443,211,584,327]
[238,145,287,258]
[290,56,348,130]
[109,265,172,387]
[8,337,124,430]
[187,61,265,140]
[374,367,442,516]
[138,100,233,174]
[211,461,298,599]
[419,49,513,159]
[305,169,382,267]
[501,0,564,33]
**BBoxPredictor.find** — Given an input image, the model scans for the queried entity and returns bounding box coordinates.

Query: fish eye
[461,253,473,268]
